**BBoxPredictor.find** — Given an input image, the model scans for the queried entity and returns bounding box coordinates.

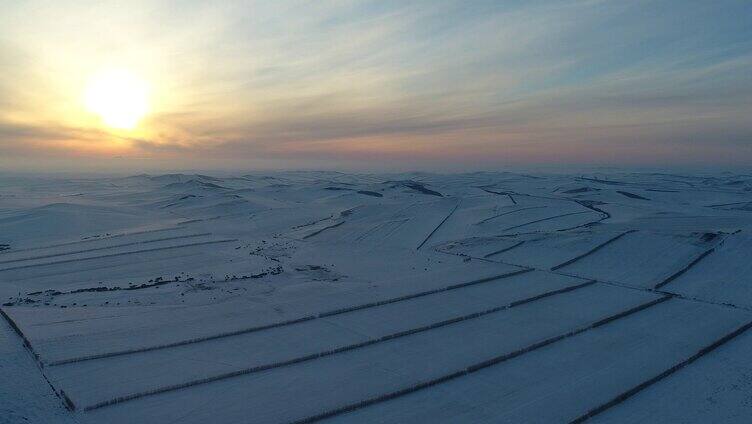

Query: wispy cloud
[1,0,751,171]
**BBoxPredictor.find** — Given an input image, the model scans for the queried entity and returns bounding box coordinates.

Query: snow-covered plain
[1,171,751,423]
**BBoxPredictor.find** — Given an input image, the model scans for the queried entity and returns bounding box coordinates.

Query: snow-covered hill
[1,171,751,423]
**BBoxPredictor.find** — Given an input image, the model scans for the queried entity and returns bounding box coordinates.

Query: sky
[1,0,751,172]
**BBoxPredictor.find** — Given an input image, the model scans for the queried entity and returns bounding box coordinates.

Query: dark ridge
[162,179,228,190]
[578,177,625,186]
[195,180,227,189]
[324,180,355,186]
[710,201,752,211]
[616,191,650,200]
[416,202,460,250]
[476,206,546,225]
[551,230,636,271]
[194,174,223,182]
[483,241,525,258]
[563,187,599,194]
[162,194,203,208]
[357,191,383,198]
[324,187,352,191]
[654,247,716,290]
[149,173,221,183]
[292,215,335,230]
[303,221,346,239]
[708,201,749,208]
[479,188,517,204]
[645,172,699,180]
[386,180,443,197]
[500,211,590,233]
[699,232,719,243]
[177,219,204,225]
[573,200,611,221]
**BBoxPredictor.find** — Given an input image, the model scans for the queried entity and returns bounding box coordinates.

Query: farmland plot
[2,171,752,423]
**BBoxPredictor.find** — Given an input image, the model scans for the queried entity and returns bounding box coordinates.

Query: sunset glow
[84,70,150,130]
[0,1,750,171]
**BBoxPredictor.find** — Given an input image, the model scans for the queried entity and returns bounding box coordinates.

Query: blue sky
[0,0,751,171]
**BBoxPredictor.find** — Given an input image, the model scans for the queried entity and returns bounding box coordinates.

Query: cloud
[1,0,752,171]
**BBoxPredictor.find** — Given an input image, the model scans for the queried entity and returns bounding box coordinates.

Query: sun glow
[84,70,150,130]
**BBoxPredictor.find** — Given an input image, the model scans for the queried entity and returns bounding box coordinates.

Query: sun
[84,70,150,130]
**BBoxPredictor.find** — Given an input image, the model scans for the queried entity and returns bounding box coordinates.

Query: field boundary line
[47,269,532,366]
[0,227,182,256]
[0,239,237,272]
[551,230,637,271]
[483,241,525,258]
[81,279,594,411]
[475,206,545,225]
[417,200,460,250]
[570,319,752,423]
[0,233,211,265]
[0,307,76,411]
[500,211,591,232]
[302,221,345,239]
[653,247,716,290]
[289,295,671,424]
